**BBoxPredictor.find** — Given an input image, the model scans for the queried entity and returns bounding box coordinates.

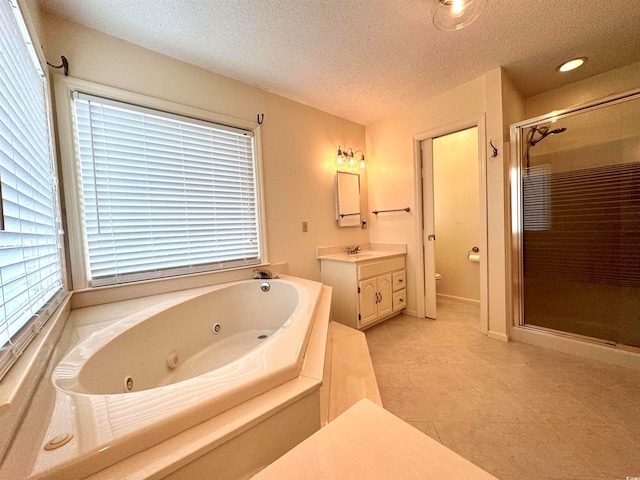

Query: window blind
[523,164,551,231]
[71,93,261,286]
[524,161,640,287]
[0,0,64,380]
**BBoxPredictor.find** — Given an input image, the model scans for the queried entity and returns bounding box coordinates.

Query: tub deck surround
[2,276,327,480]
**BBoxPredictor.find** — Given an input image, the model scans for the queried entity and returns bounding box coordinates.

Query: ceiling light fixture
[432,0,486,31]
[556,57,588,73]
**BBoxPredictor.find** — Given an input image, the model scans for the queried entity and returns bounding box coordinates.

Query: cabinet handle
[399,278,403,283]
[379,292,383,303]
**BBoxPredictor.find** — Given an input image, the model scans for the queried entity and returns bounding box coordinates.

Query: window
[0,0,64,380]
[69,92,262,287]
[523,164,551,231]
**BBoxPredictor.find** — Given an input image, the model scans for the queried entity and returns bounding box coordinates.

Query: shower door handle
[427,234,436,241]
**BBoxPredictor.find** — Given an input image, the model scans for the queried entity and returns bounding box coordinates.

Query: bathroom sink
[349,253,377,259]
[319,250,404,263]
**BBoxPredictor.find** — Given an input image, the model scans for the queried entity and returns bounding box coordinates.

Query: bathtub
[8,275,326,479]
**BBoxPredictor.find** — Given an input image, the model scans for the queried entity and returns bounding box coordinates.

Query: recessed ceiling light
[557,57,588,73]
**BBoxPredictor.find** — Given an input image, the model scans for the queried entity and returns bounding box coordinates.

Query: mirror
[335,171,361,227]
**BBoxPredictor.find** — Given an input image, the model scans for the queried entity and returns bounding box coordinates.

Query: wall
[40,12,368,285]
[433,127,480,302]
[365,68,518,340]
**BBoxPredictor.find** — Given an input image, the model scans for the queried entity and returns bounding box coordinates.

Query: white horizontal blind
[523,164,551,231]
[72,93,261,286]
[524,161,640,287]
[0,0,64,379]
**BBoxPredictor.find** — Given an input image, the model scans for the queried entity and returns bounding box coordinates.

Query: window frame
[54,76,267,290]
[0,0,67,381]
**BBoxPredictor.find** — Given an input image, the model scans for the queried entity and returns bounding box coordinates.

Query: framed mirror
[335,171,361,227]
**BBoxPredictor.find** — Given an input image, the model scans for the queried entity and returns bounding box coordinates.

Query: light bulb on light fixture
[451,0,465,15]
[433,0,486,31]
[335,146,366,170]
[336,146,345,166]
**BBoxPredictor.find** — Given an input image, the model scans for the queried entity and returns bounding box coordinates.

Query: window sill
[71,262,287,310]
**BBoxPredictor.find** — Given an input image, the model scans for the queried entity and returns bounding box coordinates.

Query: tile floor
[365,298,640,480]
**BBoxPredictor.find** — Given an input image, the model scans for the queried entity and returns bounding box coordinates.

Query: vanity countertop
[318,250,405,263]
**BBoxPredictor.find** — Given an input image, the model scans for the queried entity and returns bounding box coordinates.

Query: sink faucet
[253,268,273,279]
[345,245,361,255]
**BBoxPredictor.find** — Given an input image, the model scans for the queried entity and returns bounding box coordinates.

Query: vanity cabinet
[359,274,392,326]
[320,253,406,330]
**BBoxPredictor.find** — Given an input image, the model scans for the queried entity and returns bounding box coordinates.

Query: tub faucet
[253,268,273,279]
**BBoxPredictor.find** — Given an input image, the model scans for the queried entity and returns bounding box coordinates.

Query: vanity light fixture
[336,146,366,170]
[432,0,486,32]
[556,57,587,73]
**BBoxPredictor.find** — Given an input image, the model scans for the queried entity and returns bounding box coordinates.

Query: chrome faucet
[253,268,273,279]
[345,245,361,255]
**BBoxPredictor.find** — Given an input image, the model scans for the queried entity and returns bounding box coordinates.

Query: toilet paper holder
[467,247,480,262]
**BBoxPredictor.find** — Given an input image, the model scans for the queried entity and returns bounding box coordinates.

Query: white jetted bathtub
[11,275,325,479]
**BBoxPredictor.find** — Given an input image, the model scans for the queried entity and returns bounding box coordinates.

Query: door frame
[412,115,489,333]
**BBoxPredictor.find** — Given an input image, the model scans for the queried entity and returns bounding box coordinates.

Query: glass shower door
[517,93,640,348]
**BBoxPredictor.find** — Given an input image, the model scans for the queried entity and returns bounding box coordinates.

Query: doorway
[416,120,488,330]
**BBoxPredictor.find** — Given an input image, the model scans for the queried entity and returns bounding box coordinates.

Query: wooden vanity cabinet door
[359,278,378,326]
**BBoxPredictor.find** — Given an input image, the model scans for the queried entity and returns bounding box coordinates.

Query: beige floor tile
[498,477,607,480]
[417,344,486,364]
[435,421,598,478]
[518,390,607,425]
[576,362,640,392]
[405,421,442,443]
[379,387,472,423]
[551,423,640,477]
[371,363,412,388]
[439,363,512,393]
[576,387,640,426]
[365,304,640,480]
[483,363,569,395]
[468,343,533,365]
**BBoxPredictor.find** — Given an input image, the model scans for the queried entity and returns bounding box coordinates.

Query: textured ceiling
[38,0,640,125]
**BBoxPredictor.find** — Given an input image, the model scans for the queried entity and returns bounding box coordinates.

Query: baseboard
[487,330,508,342]
[510,326,640,371]
[436,293,480,305]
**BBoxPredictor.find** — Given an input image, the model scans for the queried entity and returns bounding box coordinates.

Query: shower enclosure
[511,89,640,349]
